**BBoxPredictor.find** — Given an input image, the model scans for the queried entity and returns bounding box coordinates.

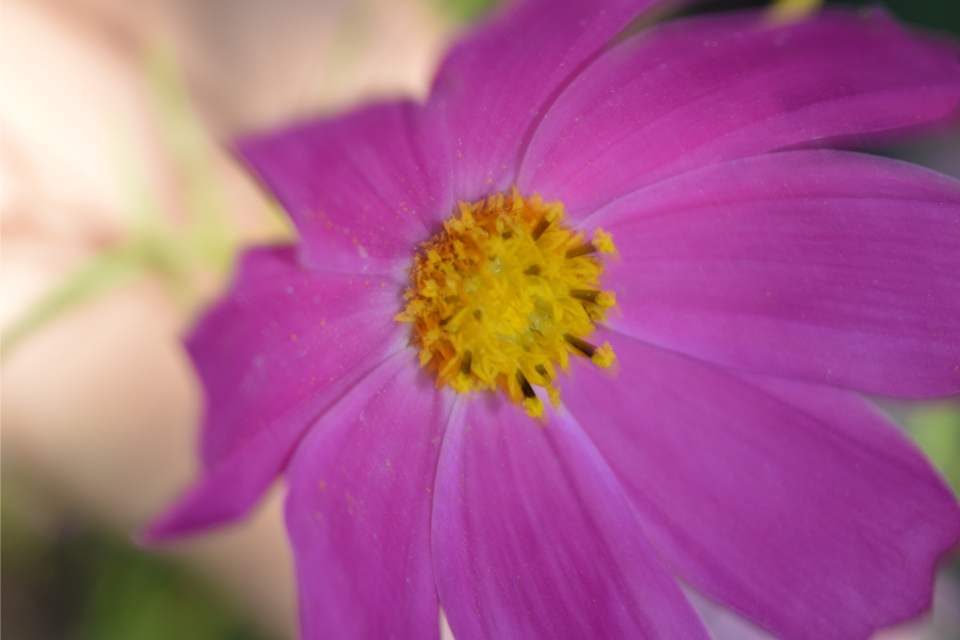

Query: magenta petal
[193,246,406,467]
[285,351,453,640]
[520,8,960,218]
[140,413,306,544]
[430,0,674,202]
[563,329,960,640]
[238,101,452,273]
[432,396,711,640]
[593,150,960,396]
[142,247,407,541]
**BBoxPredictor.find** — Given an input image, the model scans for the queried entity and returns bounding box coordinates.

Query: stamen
[517,370,544,418]
[564,333,597,357]
[565,242,597,259]
[570,289,616,310]
[532,216,551,240]
[570,289,601,303]
[566,229,617,259]
[592,343,616,368]
[564,333,616,368]
[592,229,616,254]
[517,370,536,398]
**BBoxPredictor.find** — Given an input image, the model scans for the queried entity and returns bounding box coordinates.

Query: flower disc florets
[395,189,617,417]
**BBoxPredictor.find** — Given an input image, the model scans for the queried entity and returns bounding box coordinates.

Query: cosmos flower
[145,0,960,638]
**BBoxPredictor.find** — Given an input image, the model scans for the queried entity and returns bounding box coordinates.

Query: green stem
[1,249,143,358]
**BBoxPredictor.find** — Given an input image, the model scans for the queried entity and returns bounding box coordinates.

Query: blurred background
[1,0,958,638]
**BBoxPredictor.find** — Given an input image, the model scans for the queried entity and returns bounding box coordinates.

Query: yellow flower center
[394,189,617,417]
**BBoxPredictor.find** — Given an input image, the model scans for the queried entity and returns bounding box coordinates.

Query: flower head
[145,1,960,639]
[395,188,618,416]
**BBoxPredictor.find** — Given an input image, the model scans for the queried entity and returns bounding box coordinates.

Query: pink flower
[144,1,960,639]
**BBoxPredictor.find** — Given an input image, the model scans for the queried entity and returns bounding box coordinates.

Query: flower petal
[238,101,452,274]
[593,150,960,396]
[430,0,675,203]
[285,350,453,640]
[432,395,711,640]
[140,410,313,544]
[520,8,960,218]
[142,246,407,541]
[563,329,960,640]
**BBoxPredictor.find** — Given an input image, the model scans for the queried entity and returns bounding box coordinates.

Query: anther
[565,242,597,259]
[460,351,473,375]
[570,288,616,310]
[517,370,545,418]
[535,364,549,378]
[524,265,541,275]
[564,333,598,357]
[570,289,601,303]
[516,370,536,398]
[566,230,616,258]
[592,229,616,254]
[532,216,551,240]
[564,333,615,368]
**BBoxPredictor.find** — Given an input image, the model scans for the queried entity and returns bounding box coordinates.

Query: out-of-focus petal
[193,246,407,466]
[432,395,711,640]
[430,0,679,203]
[521,8,960,218]
[285,350,453,640]
[140,409,311,544]
[238,101,452,274]
[563,329,960,640]
[142,246,407,541]
[592,150,960,396]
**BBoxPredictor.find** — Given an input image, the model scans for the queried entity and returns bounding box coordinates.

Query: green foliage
[842,0,960,36]
[435,0,959,34]
[909,404,960,496]
[685,0,960,36]
[0,46,238,358]
[435,0,502,22]
[1,493,270,640]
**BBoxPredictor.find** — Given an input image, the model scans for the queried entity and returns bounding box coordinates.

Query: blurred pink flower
[146,1,960,639]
